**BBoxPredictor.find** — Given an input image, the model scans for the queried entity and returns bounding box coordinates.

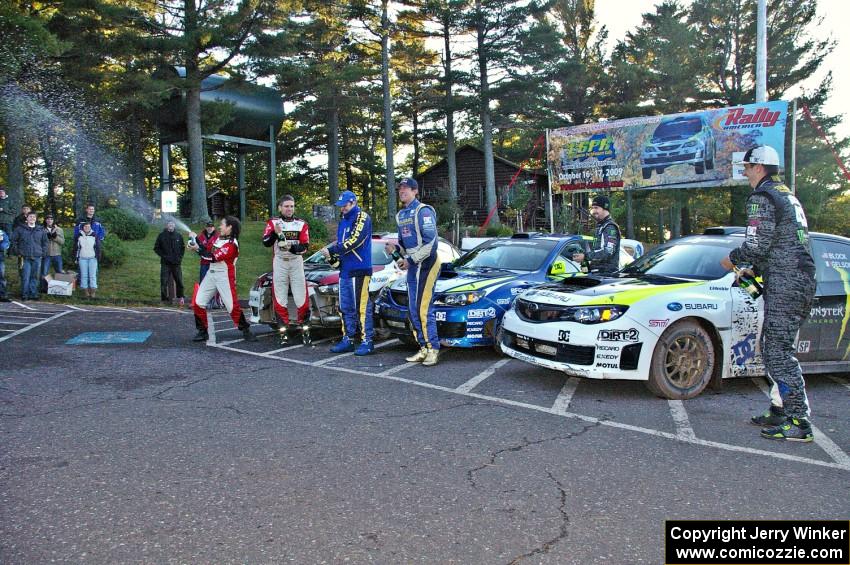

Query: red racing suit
[262,216,310,324]
[192,237,249,331]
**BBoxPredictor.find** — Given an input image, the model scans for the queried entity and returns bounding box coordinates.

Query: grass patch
[2,221,327,305]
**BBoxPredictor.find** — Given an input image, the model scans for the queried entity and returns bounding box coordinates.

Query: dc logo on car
[667,302,683,312]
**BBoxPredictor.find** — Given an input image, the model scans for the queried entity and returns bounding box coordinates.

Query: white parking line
[0,313,55,320]
[0,310,71,344]
[64,304,88,311]
[668,399,697,440]
[311,339,398,366]
[752,378,850,468]
[455,358,511,393]
[551,378,580,415]
[0,320,36,325]
[11,301,35,311]
[266,337,334,356]
[379,362,417,376]
[827,375,850,392]
[210,342,850,472]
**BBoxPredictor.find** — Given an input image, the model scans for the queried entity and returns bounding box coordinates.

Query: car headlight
[683,140,697,148]
[318,284,339,295]
[443,291,484,306]
[570,305,629,324]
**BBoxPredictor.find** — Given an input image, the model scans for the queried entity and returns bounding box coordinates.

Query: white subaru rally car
[499,228,850,399]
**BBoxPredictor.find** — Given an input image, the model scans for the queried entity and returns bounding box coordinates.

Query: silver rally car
[499,228,850,399]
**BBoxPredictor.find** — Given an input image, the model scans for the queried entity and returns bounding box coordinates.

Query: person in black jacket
[11,211,47,300]
[154,220,185,304]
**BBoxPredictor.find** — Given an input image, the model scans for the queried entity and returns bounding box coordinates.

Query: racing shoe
[750,405,786,426]
[278,326,290,346]
[330,336,355,353]
[301,324,312,346]
[192,329,209,342]
[406,347,428,363]
[422,348,440,367]
[242,327,257,342]
[761,417,814,442]
[355,341,374,356]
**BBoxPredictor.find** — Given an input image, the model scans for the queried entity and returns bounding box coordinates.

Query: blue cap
[334,190,357,207]
[399,177,418,190]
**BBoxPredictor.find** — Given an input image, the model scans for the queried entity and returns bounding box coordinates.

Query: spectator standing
[73,203,105,249]
[42,214,65,276]
[0,187,16,236]
[11,211,47,300]
[0,226,10,302]
[12,204,30,233]
[154,220,186,304]
[196,220,218,282]
[75,222,101,298]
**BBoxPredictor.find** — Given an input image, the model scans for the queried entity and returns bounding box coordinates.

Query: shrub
[304,214,329,245]
[485,224,514,237]
[99,234,127,267]
[99,208,149,241]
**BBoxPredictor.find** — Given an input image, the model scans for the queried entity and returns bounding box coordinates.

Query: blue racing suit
[328,205,373,342]
[394,199,440,350]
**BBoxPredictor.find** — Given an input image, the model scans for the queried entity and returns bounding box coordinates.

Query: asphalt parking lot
[1,302,848,564]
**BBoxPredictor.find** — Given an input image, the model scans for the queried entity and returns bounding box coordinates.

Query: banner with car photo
[547,100,789,192]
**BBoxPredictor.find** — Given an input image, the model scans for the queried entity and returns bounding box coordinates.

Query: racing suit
[262,215,310,325]
[192,237,251,333]
[587,215,620,274]
[728,176,816,420]
[394,199,440,350]
[327,205,373,343]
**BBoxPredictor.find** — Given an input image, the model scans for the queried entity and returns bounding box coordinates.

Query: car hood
[521,276,706,307]
[390,270,520,293]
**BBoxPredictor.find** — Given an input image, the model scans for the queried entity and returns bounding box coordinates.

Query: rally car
[499,228,850,400]
[248,235,460,330]
[374,233,639,349]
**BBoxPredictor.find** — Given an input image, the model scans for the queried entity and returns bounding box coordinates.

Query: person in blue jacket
[321,191,374,356]
[385,178,441,367]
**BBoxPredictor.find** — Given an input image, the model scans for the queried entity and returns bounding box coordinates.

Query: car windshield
[652,119,701,140]
[620,240,736,280]
[453,239,559,272]
[305,244,393,266]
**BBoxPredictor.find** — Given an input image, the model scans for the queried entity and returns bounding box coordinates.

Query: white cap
[734,145,780,166]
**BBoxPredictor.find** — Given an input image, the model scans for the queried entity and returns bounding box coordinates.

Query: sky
[595,0,850,139]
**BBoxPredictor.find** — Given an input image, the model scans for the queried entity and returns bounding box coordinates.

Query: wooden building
[414,144,554,230]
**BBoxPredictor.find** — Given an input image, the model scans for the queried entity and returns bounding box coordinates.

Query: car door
[728,271,765,377]
[807,236,850,362]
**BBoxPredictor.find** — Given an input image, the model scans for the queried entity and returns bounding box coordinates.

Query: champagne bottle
[733,265,763,299]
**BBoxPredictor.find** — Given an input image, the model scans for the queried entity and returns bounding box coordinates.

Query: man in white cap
[720,145,817,442]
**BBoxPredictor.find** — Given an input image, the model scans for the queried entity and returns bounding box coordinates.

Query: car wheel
[642,168,652,180]
[646,320,715,399]
[694,162,705,174]
[493,323,505,356]
[706,150,715,170]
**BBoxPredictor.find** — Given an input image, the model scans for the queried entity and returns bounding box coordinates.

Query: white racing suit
[192,237,250,332]
[262,216,310,325]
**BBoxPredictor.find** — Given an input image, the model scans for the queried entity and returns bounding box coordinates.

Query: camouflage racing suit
[729,177,816,420]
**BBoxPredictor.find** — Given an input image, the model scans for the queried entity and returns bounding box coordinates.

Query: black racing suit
[587,215,621,275]
[729,176,816,420]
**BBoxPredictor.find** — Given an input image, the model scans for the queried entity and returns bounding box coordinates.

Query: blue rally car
[374,233,592,349]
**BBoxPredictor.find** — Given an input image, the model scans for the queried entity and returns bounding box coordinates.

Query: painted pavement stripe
[0,310,70,344]
[0,320,38,325]
[311,339,398,366]
[455,358,511,393]
[752,378,850,468]
[10,301,35,311]
[0,314,56,320]
[551,377,580,415]
[668,399,697,440]
[265,337,334,356]
[63,304,87,311]
[379,362,417,376]
[211,343,850,472]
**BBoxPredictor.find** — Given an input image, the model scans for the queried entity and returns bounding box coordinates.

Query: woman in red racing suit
[189,216,255,342]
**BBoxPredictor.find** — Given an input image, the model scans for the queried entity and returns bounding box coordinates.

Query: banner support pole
[545,129,555,233]
[790,99,798,194]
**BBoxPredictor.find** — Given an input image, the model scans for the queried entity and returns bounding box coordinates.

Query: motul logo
[722,107,780,129]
